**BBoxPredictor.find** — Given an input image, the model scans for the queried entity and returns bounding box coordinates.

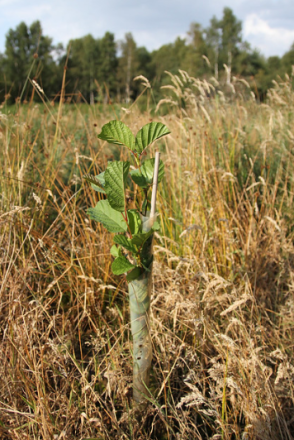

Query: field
[1,71,294,440]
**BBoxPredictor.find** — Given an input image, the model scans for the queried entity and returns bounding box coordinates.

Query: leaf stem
[121,210,133,239]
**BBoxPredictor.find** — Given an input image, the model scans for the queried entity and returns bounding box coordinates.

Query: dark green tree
[131,46,154,100]
[97,32,118,98]
[235,43,265,77]
[117,33,139,102]
[136,46,153,80]
[268,56,282,72]
[151,43,174,83]
[282,43,294,73]
[219,7,243,82]
[3,21,56,101]
[184,23,208,77]
[67,34,100,103]
[151,37,188,85]
[0,53,5,100]
[205,16,222,79]
[255,54,283,99]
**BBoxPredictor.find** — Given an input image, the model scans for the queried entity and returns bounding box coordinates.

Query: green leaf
[127,210,142,235]
[130,158,164,188]
[110,245,122,257]
[91,171,105,192]
[83,173,106,193]
[87,200,127,233]
[131,230,153,248]
[98,120,135,151]
[141,257,153,272]
[152,219,160,231]
[135,122,170,154]
[104,161,130,212]
[112,256,135,275]
[126,266,142,282]
[113,235,136,253]
[142,198,148,213]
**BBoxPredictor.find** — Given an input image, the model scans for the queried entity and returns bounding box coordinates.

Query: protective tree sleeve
[128,214,154,404]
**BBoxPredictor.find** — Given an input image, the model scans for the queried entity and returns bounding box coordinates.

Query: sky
[0,0,294,58]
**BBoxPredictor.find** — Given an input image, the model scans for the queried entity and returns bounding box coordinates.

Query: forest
[1,6,294,105]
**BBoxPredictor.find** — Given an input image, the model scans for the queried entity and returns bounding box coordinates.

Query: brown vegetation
[0,71,294,439]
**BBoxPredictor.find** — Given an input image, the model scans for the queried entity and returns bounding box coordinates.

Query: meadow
[1,70,294,440]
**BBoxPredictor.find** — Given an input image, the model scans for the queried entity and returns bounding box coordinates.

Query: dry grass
[0,71,294,440]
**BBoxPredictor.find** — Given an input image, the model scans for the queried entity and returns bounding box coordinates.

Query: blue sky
[0,0,293,57]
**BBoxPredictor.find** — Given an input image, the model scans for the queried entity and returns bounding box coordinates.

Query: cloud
[0,0,18,5]
[243,13,294,56]
[0,0,294,58]
[0,0,220,53]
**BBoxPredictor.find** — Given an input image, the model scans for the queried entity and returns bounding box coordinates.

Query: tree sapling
[84,120,170,404]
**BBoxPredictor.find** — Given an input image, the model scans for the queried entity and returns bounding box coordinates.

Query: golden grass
[0,71,294,439]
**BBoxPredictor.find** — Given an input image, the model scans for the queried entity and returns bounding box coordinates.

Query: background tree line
[1,7,294,104]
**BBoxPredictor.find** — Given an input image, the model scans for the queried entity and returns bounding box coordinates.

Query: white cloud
[244,13,294,56]
[0,0,18,5]
[0,1,294,57]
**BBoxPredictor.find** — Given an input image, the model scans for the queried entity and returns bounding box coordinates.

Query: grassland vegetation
[0,70,294,439]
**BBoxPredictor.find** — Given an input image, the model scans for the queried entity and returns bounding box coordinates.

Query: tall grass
[0,71,294,439]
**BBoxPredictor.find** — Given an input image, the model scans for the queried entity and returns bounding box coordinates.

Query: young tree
[84,120,171,404]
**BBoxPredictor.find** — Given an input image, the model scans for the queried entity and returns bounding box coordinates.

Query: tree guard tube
[128,215,154,404]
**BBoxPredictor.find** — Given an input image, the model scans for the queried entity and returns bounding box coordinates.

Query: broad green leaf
[130,158,164,188]
[126,266,142,282]
[131,230,153,248]
[87,200,127,233]
[98,120,135,151]
[83,173,106,193]
[112,256,135,275]
[135,122,170,154]
[127,210,142,235]
[110,245,122,257]
[104,161,130,212]
[113,235,136,253]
